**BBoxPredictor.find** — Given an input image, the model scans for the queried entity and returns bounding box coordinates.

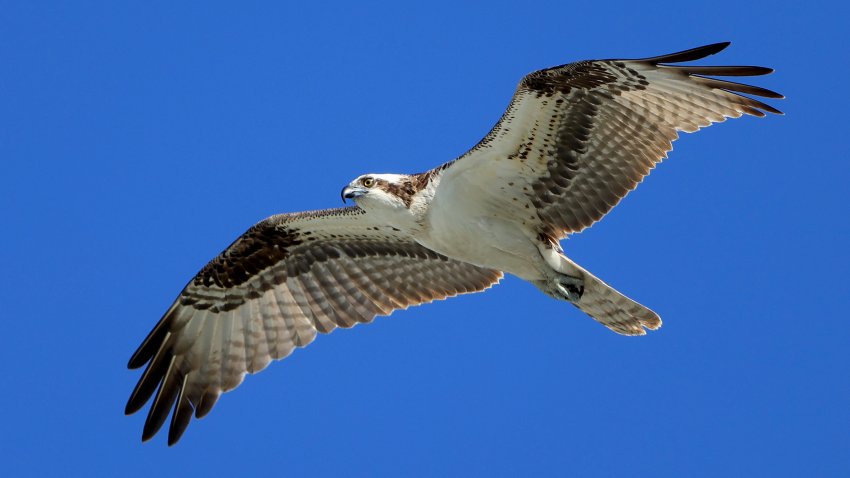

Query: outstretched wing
[125,207,502,445]
[437,42,783,238]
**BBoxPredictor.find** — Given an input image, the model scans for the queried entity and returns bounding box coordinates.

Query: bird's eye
[362,177,375,188]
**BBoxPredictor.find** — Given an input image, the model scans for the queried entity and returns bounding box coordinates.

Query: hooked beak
[341,186,368,202]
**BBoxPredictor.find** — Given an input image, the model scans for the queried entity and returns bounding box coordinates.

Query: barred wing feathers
[125,206,502,445]
[441,42,783,238]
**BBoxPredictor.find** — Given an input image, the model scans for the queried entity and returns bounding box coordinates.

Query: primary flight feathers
[127,42,782,445]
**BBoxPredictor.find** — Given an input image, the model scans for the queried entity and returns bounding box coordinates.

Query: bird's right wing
[125,206,502,445]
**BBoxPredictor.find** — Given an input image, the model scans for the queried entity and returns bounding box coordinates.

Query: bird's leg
[532,274,585,303]
[532,238,585,303]
[555,274,584,303]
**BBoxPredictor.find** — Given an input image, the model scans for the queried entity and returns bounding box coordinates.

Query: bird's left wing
[126,206,502,445]
[436,42,783,239]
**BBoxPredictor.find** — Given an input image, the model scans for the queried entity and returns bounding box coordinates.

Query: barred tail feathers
[558,255,661,336]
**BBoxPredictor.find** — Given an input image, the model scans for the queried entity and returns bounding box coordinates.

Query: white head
[341,174,416,214]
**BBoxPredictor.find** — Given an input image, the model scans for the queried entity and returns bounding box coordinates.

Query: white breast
[418,171,546,280]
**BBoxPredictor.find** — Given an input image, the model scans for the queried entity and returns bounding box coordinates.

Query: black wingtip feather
[195,391,220,418]
[127,322,165,369]
[757,103,784,115]
[128,304,177,369]
[125,344,172,415]
[141,359,181,442]
[125,373,157,416]
[664,65,775,76]
[168,378,193,446]
[691,76,785,99]
[637,42,731,64]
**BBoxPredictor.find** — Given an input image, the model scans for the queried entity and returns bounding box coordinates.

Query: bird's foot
[554,274,584,303]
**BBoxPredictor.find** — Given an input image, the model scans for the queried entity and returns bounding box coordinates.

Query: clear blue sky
[2,1,847,476]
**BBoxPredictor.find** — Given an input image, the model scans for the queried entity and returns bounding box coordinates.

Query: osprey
[126,42,782,445]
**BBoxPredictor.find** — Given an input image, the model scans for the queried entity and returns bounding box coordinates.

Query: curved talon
[556,275,584,302]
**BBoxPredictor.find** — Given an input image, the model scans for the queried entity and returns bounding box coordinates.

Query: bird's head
[341,173,416,212]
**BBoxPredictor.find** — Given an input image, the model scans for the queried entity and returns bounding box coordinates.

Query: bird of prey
[126,42,782,445]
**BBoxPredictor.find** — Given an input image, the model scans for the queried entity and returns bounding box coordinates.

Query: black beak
[341,185,367,203]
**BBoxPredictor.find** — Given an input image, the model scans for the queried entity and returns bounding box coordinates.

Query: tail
[558,255,662,336]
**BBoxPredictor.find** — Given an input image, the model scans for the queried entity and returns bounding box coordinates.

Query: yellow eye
[362,177,375,188]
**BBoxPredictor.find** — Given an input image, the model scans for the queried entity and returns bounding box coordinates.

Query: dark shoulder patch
[194,222,302,288]
[521,61,622,96]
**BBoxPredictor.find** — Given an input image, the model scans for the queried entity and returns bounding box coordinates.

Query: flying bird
[126,42,783,445]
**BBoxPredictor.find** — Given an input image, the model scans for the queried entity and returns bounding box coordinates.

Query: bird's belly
[418,209,545,280]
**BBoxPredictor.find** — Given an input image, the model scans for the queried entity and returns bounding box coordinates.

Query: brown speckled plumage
[127,42,782,445]
[126,206,501,445]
